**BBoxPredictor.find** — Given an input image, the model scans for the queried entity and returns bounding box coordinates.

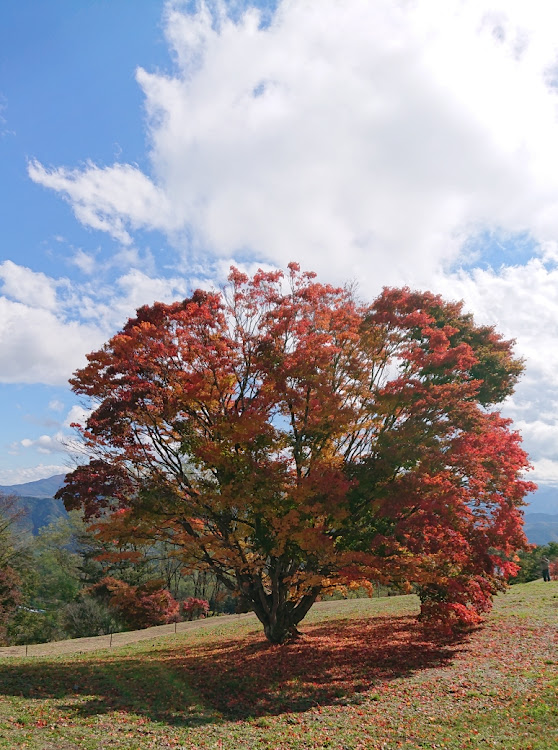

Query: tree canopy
[57,264,534,642]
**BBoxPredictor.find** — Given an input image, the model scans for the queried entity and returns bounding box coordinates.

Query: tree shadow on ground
[169,615,469,719]
[0,614,469,726]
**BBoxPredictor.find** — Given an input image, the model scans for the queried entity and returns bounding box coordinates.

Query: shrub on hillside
[90,577,180,629]
[181,597,210,620]
[0,567,21,644]
[61,597,122,638]
[6,608,63,645]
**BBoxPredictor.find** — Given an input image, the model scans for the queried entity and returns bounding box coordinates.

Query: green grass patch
[0,582,556,749]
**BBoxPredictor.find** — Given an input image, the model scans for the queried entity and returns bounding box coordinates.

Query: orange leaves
[58,264,534,641]
[90,577,179,629]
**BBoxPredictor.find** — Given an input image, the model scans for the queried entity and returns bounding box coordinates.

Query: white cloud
[68,268,193,334]
[0,464,68,486]
[20,433,65,454]
[16,0,558,495]
[530,458,558,487]
[63,405,92,429]
[0,260,58,310]
[7,407,95,480]
[69,248,97,275]
[430,256,558,484]
[114,268,190,313]
[0,261,199,385]
[0,296,105,385]
[434,257,558,375]
[28,160,179,246]
[515,419,558,462]
[48,399,65,412]
[435,259,558,385]
[26,0,558,290]
[0,261,109,385]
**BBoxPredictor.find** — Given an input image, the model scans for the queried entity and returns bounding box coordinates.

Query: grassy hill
[0,581,556,749]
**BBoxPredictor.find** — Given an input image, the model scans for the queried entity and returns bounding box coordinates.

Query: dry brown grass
[0,597,399,659]
[0,612,256,658]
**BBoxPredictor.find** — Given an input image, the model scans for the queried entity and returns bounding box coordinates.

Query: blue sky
[1,0,558,513]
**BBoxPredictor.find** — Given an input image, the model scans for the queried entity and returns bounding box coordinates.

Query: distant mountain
[523,513,558,546]
[524,485,558,515]
[0,474,67,535]
[0,474,66,499]
[10,495,68,537]
[2,473,558,543]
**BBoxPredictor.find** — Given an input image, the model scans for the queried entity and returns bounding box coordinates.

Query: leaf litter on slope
[0,583,555,749]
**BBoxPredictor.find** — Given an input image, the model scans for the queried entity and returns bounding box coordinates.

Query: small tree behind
[90,577,179,630]
[61,597,121,639]
[182,597,210,621]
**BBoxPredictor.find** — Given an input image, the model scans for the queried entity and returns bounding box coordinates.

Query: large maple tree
[57,265,534,643]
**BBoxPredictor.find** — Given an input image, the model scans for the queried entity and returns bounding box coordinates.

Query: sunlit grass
[0,581,556,749]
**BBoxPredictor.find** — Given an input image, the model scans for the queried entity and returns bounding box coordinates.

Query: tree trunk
[248,584,321,644]
[262,615,301,645]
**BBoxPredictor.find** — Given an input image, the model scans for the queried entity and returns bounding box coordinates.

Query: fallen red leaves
[0,586,556,750]
[157,615,464,718]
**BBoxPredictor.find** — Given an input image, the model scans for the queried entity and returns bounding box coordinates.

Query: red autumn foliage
[0,566,21,642]
[181,597,210,621]
[90,577,179,629]
[57,265,534,642]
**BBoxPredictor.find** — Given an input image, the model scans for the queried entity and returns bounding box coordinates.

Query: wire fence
[0,612,256,659]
